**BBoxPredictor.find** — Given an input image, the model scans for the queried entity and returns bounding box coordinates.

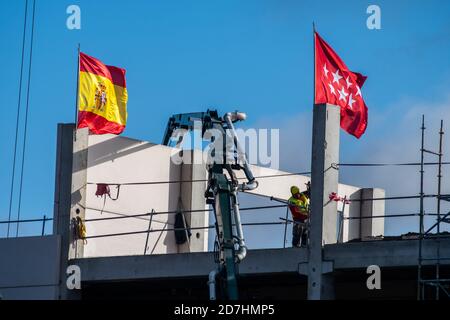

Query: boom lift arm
[162,109,258,300]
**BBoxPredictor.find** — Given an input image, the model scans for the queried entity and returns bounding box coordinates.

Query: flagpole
[312,22,316,106]
[74,43,80,139]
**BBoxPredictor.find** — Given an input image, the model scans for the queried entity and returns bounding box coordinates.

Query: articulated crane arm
[162,109,258,300]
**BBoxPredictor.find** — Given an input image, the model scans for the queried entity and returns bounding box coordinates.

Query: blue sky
[1,0,449,241]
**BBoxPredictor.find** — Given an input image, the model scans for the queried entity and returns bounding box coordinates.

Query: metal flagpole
[313,22,316,106]
[74,43,80,140]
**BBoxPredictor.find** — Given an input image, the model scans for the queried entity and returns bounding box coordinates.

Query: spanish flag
[77,52,128,134]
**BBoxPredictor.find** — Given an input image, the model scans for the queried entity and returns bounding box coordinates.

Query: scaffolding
[417,116,450,300]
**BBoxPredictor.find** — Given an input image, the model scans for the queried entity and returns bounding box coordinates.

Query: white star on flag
[332,70,342,84]
[323,64,329,78]
[338,87,348,101]
[328,82,336,95]
[345,76,352,89]
[356,85,362,97]
[348,93,355,109]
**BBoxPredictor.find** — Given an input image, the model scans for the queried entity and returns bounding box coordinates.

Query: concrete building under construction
[0,105,449,300]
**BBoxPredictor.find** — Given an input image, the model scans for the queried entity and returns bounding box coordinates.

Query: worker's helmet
[290,185,300,196]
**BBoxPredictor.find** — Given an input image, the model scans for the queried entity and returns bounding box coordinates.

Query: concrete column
[53,124,79,300]
[188,149,209,252]
[308,104,340,300]
[360,188,385,239]
[179,149,209,252]
[53,124,74,238]
[69,127,89,259]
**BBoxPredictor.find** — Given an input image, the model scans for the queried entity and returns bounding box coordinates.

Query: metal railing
[0,215,52,237]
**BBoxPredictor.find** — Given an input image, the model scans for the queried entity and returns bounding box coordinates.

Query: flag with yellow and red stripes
[77,52,128,134]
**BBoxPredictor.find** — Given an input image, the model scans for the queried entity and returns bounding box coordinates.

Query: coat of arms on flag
[77,52,128,135]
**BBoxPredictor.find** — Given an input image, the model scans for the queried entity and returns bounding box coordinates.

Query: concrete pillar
[308,104,340,300]
[179,149,209,252]
[188,150,209,252]
[53,124,74,238]
[53,124,80,299]
[69,127,89,259]
[360,188,385,239]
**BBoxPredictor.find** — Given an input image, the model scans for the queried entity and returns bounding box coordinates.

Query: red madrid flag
[314,31,368,138]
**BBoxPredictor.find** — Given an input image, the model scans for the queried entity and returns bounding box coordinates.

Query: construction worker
[288,183,310,247]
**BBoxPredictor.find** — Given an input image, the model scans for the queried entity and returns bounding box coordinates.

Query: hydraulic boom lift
[162,109,258,300]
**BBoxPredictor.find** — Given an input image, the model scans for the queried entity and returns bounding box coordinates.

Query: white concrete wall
[360,188,386,239]
[82,134,208,258]
[79,134,383,257]
[370,188,385,237]
[337,184,362,242]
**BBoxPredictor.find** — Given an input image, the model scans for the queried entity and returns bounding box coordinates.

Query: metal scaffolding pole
[417,115,425,300]
[435,120,444,300]
[417,117,447,300]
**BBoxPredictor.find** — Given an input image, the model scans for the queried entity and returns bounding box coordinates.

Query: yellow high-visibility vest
[288,193,310,220]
